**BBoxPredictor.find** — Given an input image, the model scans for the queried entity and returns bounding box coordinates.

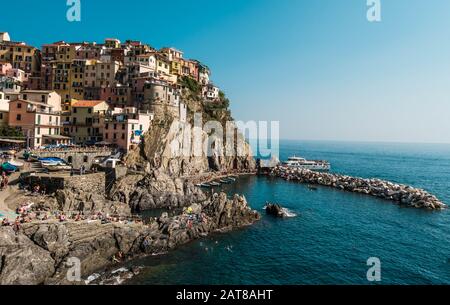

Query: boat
[220,179,231,184]
[283,156,331,171]
[8,160,24,168]
[227,177,236,182]
[210,182,221,187]
[199,183,211,188]
[1,162,18,174]
[39,157,67,166]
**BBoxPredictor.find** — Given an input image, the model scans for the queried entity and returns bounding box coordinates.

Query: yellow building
[52,43,80,105]
[0,42,40,76]
[69,59,86,101]
[64,100,110,144]
[156,53,170,75]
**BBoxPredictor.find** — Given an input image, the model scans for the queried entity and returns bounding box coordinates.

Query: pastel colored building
[180,59,199,81]
[64,100,110,144]
[0,91,9,126]
[203,83,220,101]
[0,61,12,75]
[8,99,64,148]
[0,42,41,76]
[160,47,183,61]
[103,107,153,152]
[20,90,62,112]
[155,53,171,75]
[100,84,132,108]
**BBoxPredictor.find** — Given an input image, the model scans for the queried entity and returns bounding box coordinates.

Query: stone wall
[32,149,113,169]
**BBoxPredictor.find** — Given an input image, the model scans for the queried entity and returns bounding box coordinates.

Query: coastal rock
[0,191,259,285]
[110,169,207,211]
[271,167,446,210]
[0,227,55,285]
[265,204,286,218]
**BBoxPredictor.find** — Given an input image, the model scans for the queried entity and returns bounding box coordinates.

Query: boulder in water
[265,204,286,218]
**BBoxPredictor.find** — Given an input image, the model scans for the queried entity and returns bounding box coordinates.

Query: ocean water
[126,140,450,285]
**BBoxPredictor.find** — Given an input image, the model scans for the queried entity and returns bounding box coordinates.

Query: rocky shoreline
[0,184,259,285]
[271,166,446,210]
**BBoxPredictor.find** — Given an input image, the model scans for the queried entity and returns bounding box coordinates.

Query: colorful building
[103,107,153,152]
[64,100,110,144]
[8,93,63,148]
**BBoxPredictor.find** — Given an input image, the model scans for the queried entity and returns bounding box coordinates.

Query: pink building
[0,62,12,75]
[103,107,153,152]
[8,99,66,148]
[100,85,132,108]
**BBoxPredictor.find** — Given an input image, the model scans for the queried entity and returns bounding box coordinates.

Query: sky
[2,0,450,143]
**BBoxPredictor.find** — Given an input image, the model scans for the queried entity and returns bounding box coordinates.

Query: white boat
[283,156,330,171]
[8,159,24,168]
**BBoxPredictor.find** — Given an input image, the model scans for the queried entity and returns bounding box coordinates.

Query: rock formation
[0,193,259,285]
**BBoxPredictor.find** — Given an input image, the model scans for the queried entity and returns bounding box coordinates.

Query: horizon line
[246,138,450,146]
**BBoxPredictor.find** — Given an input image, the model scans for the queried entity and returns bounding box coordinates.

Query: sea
[125,140,450,285]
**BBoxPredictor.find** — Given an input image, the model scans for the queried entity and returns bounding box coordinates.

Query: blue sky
[2,0,450,143]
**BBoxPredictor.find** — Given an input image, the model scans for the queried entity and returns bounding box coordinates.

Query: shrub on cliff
[180,76,201,96]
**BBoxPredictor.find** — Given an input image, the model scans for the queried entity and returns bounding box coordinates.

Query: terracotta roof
[72,100,105,108]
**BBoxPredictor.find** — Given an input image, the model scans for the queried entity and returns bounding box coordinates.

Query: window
[17,103,22,109]
[37,115,41,125]
[68,156,73,164]
[140,125,143,131]
[83,156,88,163]
[113,133,117,139]
[105,133,109,139]
[88,108,92,114]
[73,108,77,113]
[37,127,40,135]
[113,124,117,130]
[121,133,125,140]
[16,114,21,121]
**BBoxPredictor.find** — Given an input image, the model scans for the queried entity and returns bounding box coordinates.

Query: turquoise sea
[127,140,450,285]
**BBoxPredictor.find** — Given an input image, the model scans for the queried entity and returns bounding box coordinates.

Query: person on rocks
[1,218,10,226]
[13,217,21,233]
[59,213,67,222]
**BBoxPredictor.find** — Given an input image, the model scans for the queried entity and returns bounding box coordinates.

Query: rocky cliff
[125,85,256,177]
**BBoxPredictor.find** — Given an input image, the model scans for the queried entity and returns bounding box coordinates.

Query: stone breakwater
[271,166,446,210]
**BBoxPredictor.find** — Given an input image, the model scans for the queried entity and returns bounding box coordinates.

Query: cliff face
[125,85,256,177]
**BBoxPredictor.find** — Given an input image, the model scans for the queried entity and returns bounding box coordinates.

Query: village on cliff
[0,31,221,152]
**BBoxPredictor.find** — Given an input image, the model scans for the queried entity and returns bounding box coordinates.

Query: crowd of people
[1,203,145,234]
[31,146,112,154]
